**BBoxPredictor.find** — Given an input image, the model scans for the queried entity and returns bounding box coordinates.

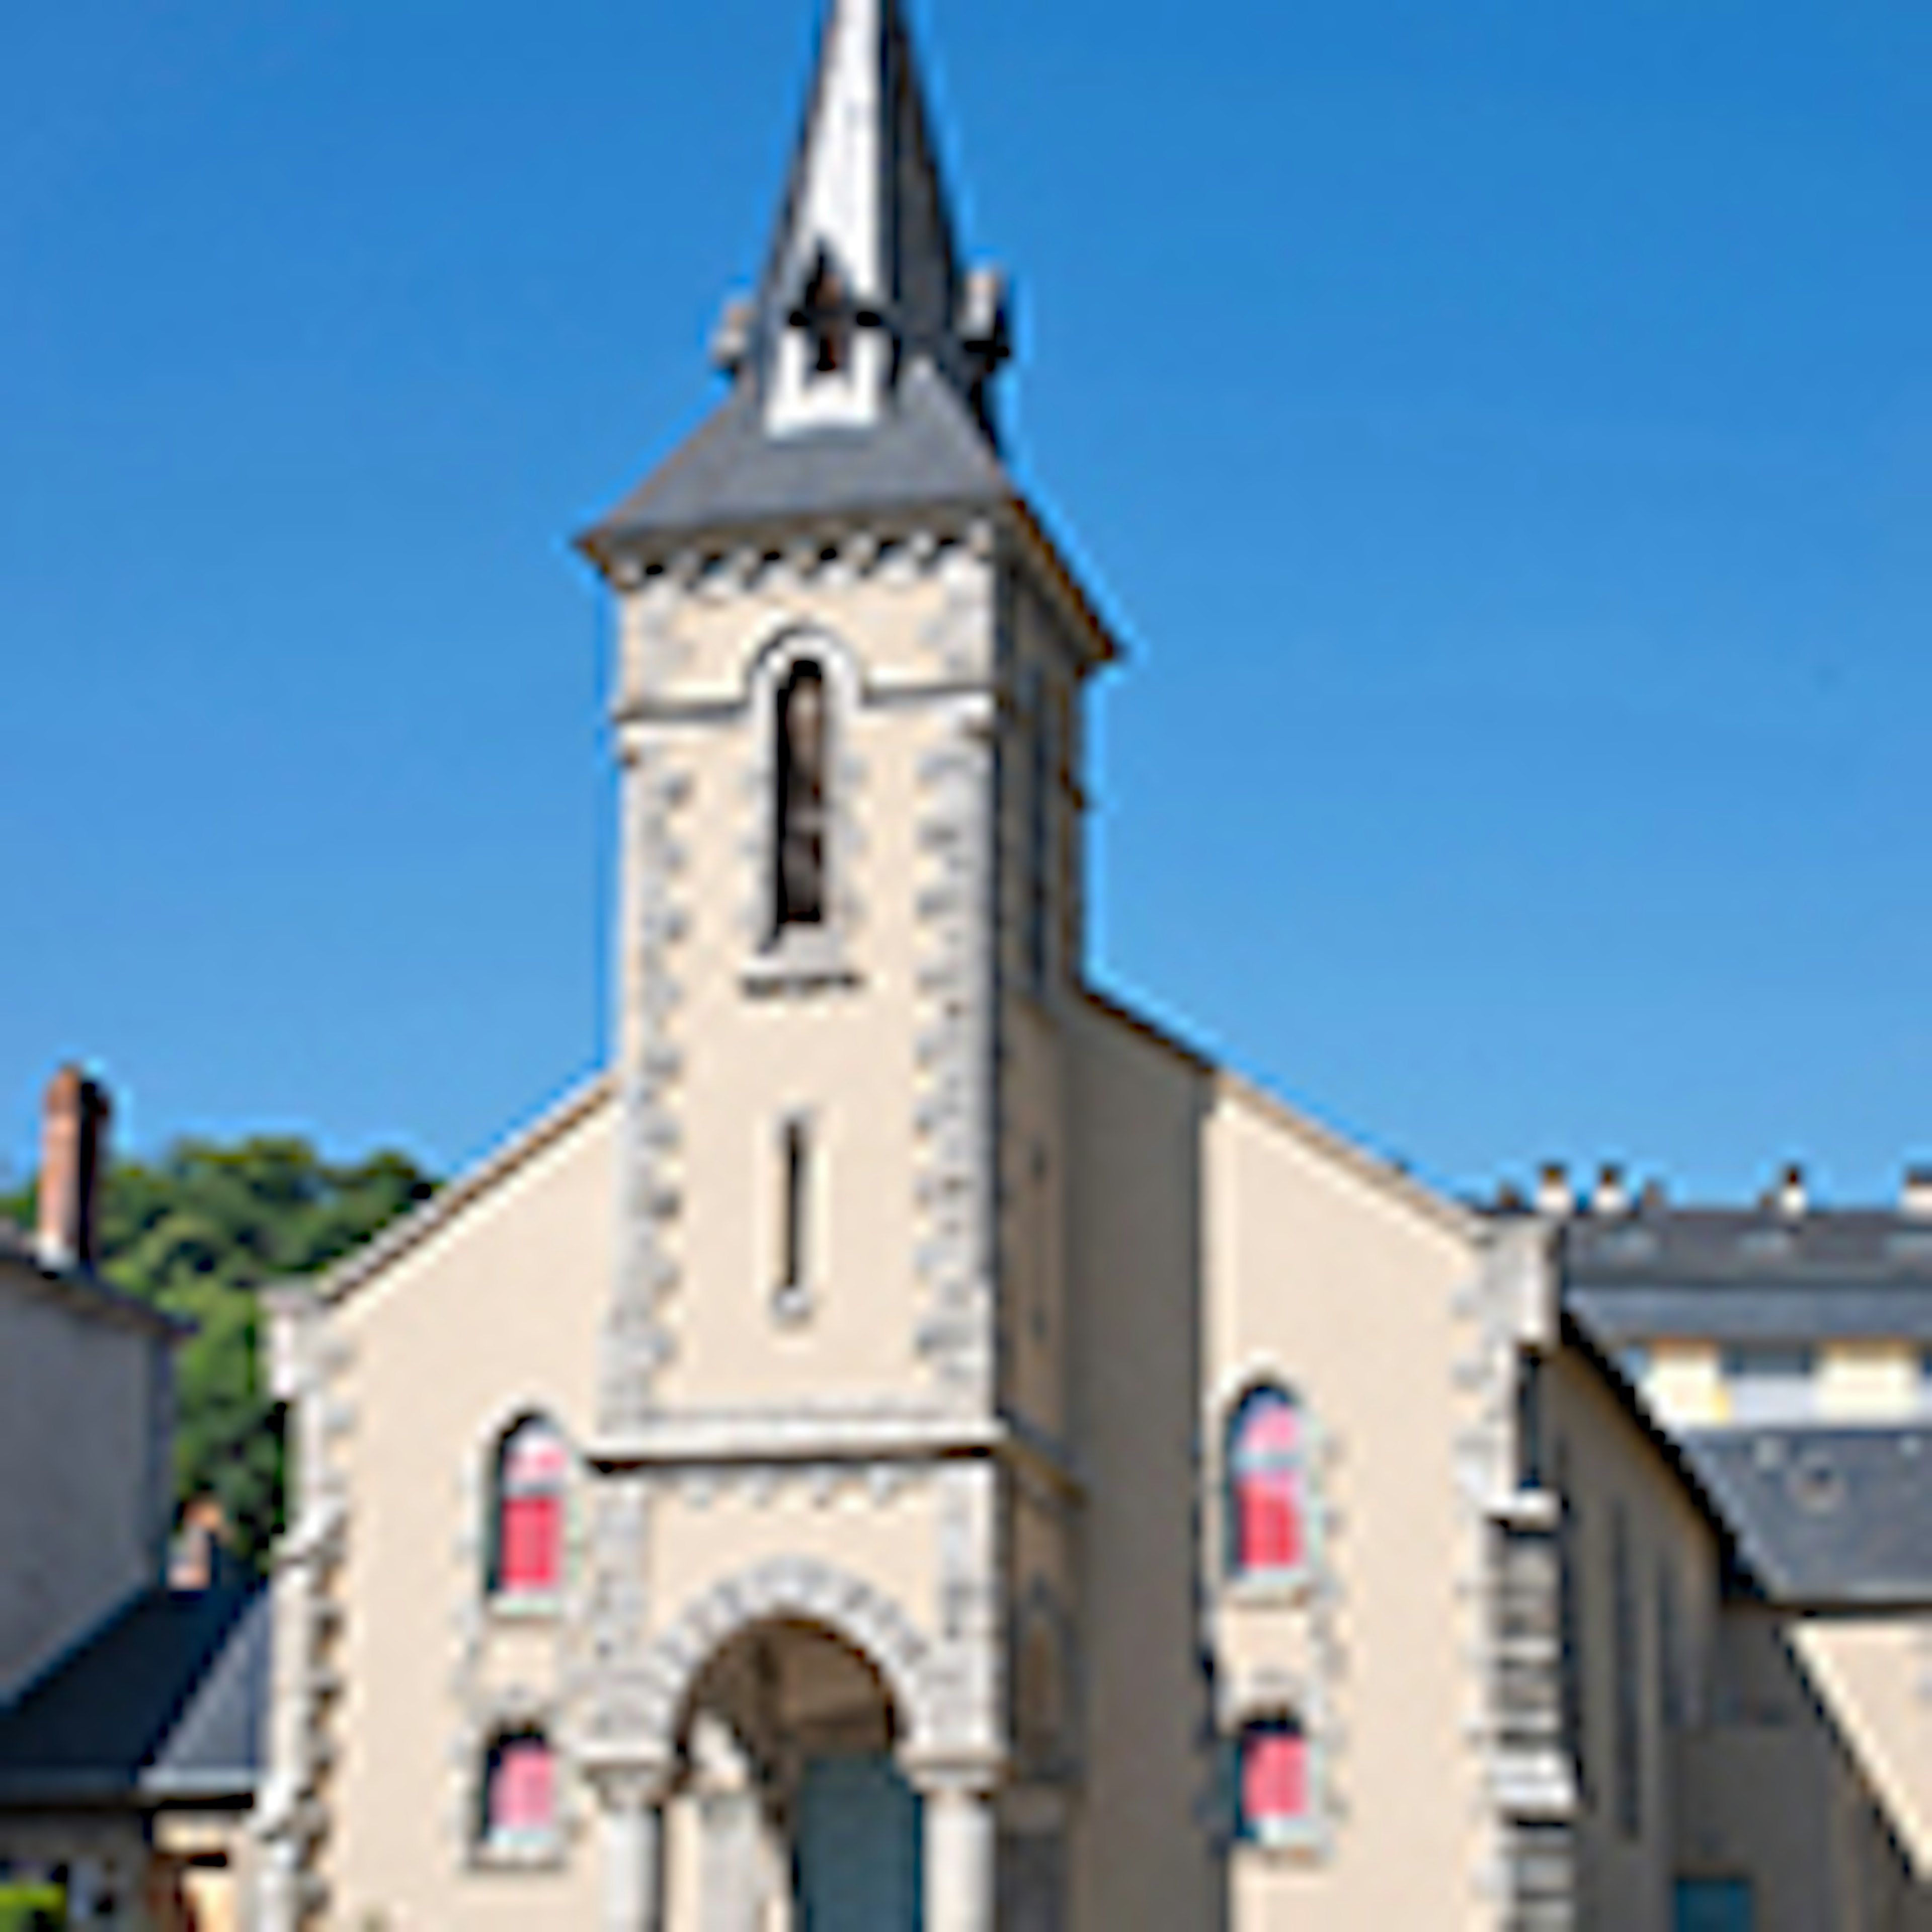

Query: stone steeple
[580,0,1016,571]
[737,0,1010,438]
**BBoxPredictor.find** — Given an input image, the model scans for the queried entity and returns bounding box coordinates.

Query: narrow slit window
[782,1117,811,1296]
[774,662,828,932]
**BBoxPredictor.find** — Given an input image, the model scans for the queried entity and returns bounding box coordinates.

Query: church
[247,4,1932,1928]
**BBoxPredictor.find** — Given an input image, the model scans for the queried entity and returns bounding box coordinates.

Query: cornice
[588,1404,1083,1499]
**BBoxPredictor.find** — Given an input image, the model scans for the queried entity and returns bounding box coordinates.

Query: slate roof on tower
[580,0,1019,570]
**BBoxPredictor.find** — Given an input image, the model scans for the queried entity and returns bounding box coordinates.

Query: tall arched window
[1228,1386,1306,1581]
[1236,1714,1311,1845]
[774,660,828,932]
[480,1730,558,1854]
[491,1418,567,1600]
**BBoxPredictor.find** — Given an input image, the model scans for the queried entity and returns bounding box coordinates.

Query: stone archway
[633,1557,946,1766]
[596,1560,995,1932]
[676,1619,921,1932]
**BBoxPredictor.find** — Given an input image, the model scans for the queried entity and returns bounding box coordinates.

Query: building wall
[1788,1616,1932,1882]
[1539,1346,1932,1930]
[1063,997,1221,1931]
[1682,1606,1930,1931]
[316,1092,616,1931]
[1637,1337,1932,1432]
[1065,998,1497,1930]
[1202,1067,1487,1930]
[0,1254,169,1703]
[1540,1348,1726,1930]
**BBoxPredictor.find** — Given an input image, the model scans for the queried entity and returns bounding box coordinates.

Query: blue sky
[2,0,1927,1203]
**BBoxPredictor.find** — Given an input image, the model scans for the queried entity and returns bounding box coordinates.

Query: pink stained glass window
[494,1421,566,1597]
[486,1736,556,1844]
[1231,1389,1305,1578]
[1240,1722,1310,1838]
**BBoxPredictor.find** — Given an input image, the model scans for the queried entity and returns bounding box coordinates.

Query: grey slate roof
[0,1227,191,1341]
[580,359,1012,566]
[0,1585,266,1808]
[1563,1206,1932,1344]
[1681,1427,1932,1608]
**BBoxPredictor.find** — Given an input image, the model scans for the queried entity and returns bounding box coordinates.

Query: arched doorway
[673,1619,923,1932]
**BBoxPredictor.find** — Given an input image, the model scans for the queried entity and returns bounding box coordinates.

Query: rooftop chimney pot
[1773,1162,1809,1220]
[1593,1163,1631,1217]
[35,1065,111,1272]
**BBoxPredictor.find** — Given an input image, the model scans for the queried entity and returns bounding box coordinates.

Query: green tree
[3,1139,435,1567]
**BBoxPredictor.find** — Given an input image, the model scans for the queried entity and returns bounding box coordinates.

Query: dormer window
[775,661,829,931]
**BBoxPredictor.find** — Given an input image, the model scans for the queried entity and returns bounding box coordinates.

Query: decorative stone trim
[911,691,999,1405]
[600,735,693,1436]
[1200,1373,1343,1865]
[576,1473,657,1755]
[250,1286,352,1932]
[449,1405,584,1835]
[591,1401,1079,1486]
[931,1460,1006,1769]
[633,1557,946,1760]
[1452,1220,1576,1925]
[453,1686,583,1873]
[737,622,867,974]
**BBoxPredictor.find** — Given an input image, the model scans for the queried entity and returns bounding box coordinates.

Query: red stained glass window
[1230,1389,1305,1579]
[1240,1720,1310,1839]
[485,1735,556,1845]
[494,1420,567,1597]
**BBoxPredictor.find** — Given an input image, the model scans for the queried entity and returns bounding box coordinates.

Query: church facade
[250,5,1932,1929]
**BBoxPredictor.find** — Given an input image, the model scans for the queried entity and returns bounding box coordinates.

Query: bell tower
[576,4,1117,1925]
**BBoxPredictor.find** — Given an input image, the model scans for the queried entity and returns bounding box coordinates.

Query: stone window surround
[739,622,867,996]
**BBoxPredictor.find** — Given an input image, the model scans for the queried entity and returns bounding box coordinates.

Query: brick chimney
[36,1065,111,1271]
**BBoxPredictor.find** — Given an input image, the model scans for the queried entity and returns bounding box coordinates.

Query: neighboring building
[1562,1184,1932,1914]
[0,1070,177,1707]
[0,1074,266,1931]
[247,5,1932,1929]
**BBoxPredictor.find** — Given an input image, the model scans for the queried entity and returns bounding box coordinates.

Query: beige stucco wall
[1541,1348,1725,1930]
[1064,997,1222,1930]
[1065,997,1497,1928]
[1204,1068,1487,1929]
[0,1254,169,1702]
[322,1091,615,1930]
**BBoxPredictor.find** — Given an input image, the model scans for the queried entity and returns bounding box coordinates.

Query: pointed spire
[723,0,1011,440]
